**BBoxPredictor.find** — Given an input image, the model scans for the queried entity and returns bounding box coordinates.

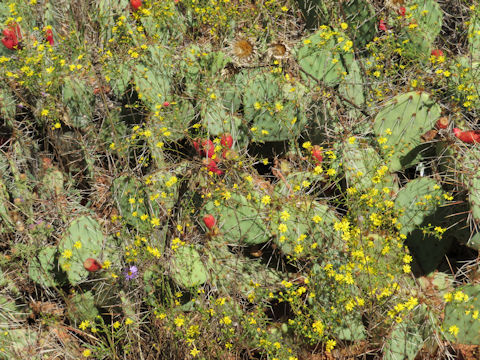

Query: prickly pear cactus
[200,98,243,139]
[67,290,99,324]
[0,178,14,233]
[134,65,171,106]
[28,246,58,288]
[295,0,330,29]
[243,71,307,142]
[134,46,173,105]
[204,192,269,246]
[62,76,94,129]
[139,0,186,42]
[469,176,480,223]
[404,0,443,55]
[342,0,376,49]
[468,10,480,60]
[271,200,339,258]
[395,177,452,274]
[111,175,151,233]
[108,62,132,98]
[170,246,208,288]
[41,167,64,195]
[333,313,366,341]
[338,59,365,116]
[96,0,129,42]
[373,91,441,171]
[383,313,425,360]
[296,27,354,86]
[58,216,104,285]
[198,50,233,78]
[206,244,283,298]
[342,139,395,192]
[0,86,16,125]
[461,147,480,226]
[443,284,480,344]
[6,141,35,218]
[146,100,194,142]
[394,177,443,235]
[144,169,182,213]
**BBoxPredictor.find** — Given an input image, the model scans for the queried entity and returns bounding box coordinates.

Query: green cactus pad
[206,244,283,298]
[200,98,243,138]
[383,317,424,360]
[468,11,480,60]
[395,178,453,274]
[373,91,441,171]
[243,71,307,142]
[204,192,269,246]
[0,86,16,124]
[170,246,208,288]
[404,0,443,56]
[443,284,480,344]
[0,327,38,359]
[67,291,99,324]
[271,200,339,258]
[58,216,104,285]
[111,175,151,233]
[28,246,58,288]
[342,139,394,192]
[41,168,64,194]
[62,77,95,129]
[297,28,354,85]
[134,46,172,107]
[333,313,366,341]
[0,178,14,233]
[144,167,183,213]
[338,59,365,116]
[395,177,444,235]
[469,177,480,223]
[109,62,132,98]
[342,0,376,49]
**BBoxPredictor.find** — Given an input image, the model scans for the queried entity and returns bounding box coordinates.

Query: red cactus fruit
[45,28,54,45]
[203,214,216,230]
[220,133,233,149]
[163,101,170,107]
[453,128,480,144]
[436,117,449,130]
[194,139,215,158]
[1,36,15,50]
[204,159,223,175]
[83,258,103,272]
[2,23,21,50]
[130,0,142,10]
[431,49,443,57]
[379,19,387,31]
[203,139,215,158]
[311,145,323,164]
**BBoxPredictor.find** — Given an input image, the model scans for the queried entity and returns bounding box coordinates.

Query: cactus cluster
[3,0,480,358]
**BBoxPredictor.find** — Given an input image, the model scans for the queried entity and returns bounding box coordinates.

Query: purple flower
[124,265,138,280]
